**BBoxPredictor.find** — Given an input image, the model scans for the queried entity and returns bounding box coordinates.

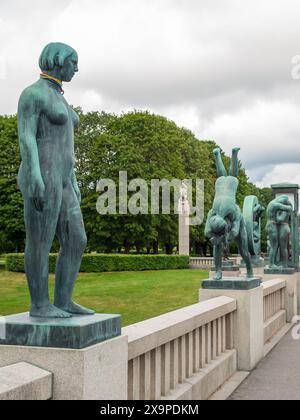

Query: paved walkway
[229,330,300,400]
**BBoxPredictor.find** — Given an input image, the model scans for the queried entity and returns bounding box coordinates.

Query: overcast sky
[1,0,300,187]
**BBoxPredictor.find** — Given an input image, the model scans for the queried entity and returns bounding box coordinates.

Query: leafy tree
[0,115,24,252]
[0,109,275,256]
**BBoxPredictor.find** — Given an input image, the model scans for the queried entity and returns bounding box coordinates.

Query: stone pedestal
[210,265,241,279]
[263,270,299,322]
[0,313,121,349]
[0,312,127,400]
[240,266,265,277]
[264,267,296,276]
[240,256,265,268]
[200,278,264,371]
[0,336,128,400]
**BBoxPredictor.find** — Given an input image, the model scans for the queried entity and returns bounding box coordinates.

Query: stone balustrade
[189,257,215,269]
[263,279,287,344]
[0,363,52,400]
[0,275,296,400]
[123,296,237,400]
[190,257,239,270]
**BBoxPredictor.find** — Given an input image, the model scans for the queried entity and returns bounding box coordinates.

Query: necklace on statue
[40,73,65,95]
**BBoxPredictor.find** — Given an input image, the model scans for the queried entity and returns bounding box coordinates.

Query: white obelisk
[178,182,190,256]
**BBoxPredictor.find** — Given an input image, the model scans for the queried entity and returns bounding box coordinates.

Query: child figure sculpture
[205,148,253,280]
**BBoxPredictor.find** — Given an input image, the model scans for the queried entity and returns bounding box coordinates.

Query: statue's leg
[229,147,241,177]
[23,187,72,318]
[54,181,94,315]
[267,225,279,267]
[237,219,253,277]
[213,148,227,177]
[279,225,290,268]
[214,243,223,280]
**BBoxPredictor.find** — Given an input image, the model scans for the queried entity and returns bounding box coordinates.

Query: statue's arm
[274,203,293,213]
[18,89,45,212]
[205,210,213,238]
[71,172,81,204]
[227,208,241,241]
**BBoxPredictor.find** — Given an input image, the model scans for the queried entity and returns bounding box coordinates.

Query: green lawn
[0,270,207,327]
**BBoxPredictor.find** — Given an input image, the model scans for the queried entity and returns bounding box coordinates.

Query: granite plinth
[202,277,262,290]
[222,261,234,268]
[0,313,121,350]
[264,267,296,276]
[240,256,265,268]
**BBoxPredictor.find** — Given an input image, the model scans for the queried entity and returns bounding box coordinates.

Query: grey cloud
[1,0,300,186]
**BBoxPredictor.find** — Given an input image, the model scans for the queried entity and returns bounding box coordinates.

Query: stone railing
[263,279,287,344]
[189,257,215,269]
[123,296,237,400]
[0,363,52,400]
[190,257,239,270]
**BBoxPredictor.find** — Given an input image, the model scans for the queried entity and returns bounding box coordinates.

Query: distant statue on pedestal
[242,196,265,266]
[18,43,94,318]
[178,181,190,256]
[205,148,253,280]
[266,196,293,268]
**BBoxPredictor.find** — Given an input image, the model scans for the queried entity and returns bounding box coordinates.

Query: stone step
[0,362,52,400]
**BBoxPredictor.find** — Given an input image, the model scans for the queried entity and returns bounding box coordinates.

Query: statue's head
[276,195,290,205]
[209,215,227,236]
[39,42,78,82]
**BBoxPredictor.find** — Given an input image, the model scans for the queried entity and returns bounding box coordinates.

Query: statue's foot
[247,271,254,278]
[232,147,241,154]
[214,271,222,281]
[56,302,95,316]
[30,304,72,319]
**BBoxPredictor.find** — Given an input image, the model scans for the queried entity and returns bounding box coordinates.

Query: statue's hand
[29,176,45,212]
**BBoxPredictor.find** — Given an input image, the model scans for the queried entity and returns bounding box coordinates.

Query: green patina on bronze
[270,184,300,272]
[0,313,122,349]
[205,148,253,280]
[202,277,262,291]
[18,43,94,318]
[241,196,265,267]
[266,195,293,269]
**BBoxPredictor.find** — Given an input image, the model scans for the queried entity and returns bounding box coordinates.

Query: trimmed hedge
[5,254,190,273]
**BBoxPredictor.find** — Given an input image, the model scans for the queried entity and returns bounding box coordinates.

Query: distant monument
[205,148,253,280]
[178,181,190,256]
[242,196,265,267]
[266,196,293,270]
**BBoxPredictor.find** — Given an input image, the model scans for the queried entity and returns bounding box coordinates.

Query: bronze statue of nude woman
[18,43,94,318]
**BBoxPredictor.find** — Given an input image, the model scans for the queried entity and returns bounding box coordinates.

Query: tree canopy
[0,109,273,255]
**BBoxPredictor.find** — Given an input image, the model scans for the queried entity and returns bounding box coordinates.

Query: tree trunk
[165,243,173,255]
[124,240,131,254]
